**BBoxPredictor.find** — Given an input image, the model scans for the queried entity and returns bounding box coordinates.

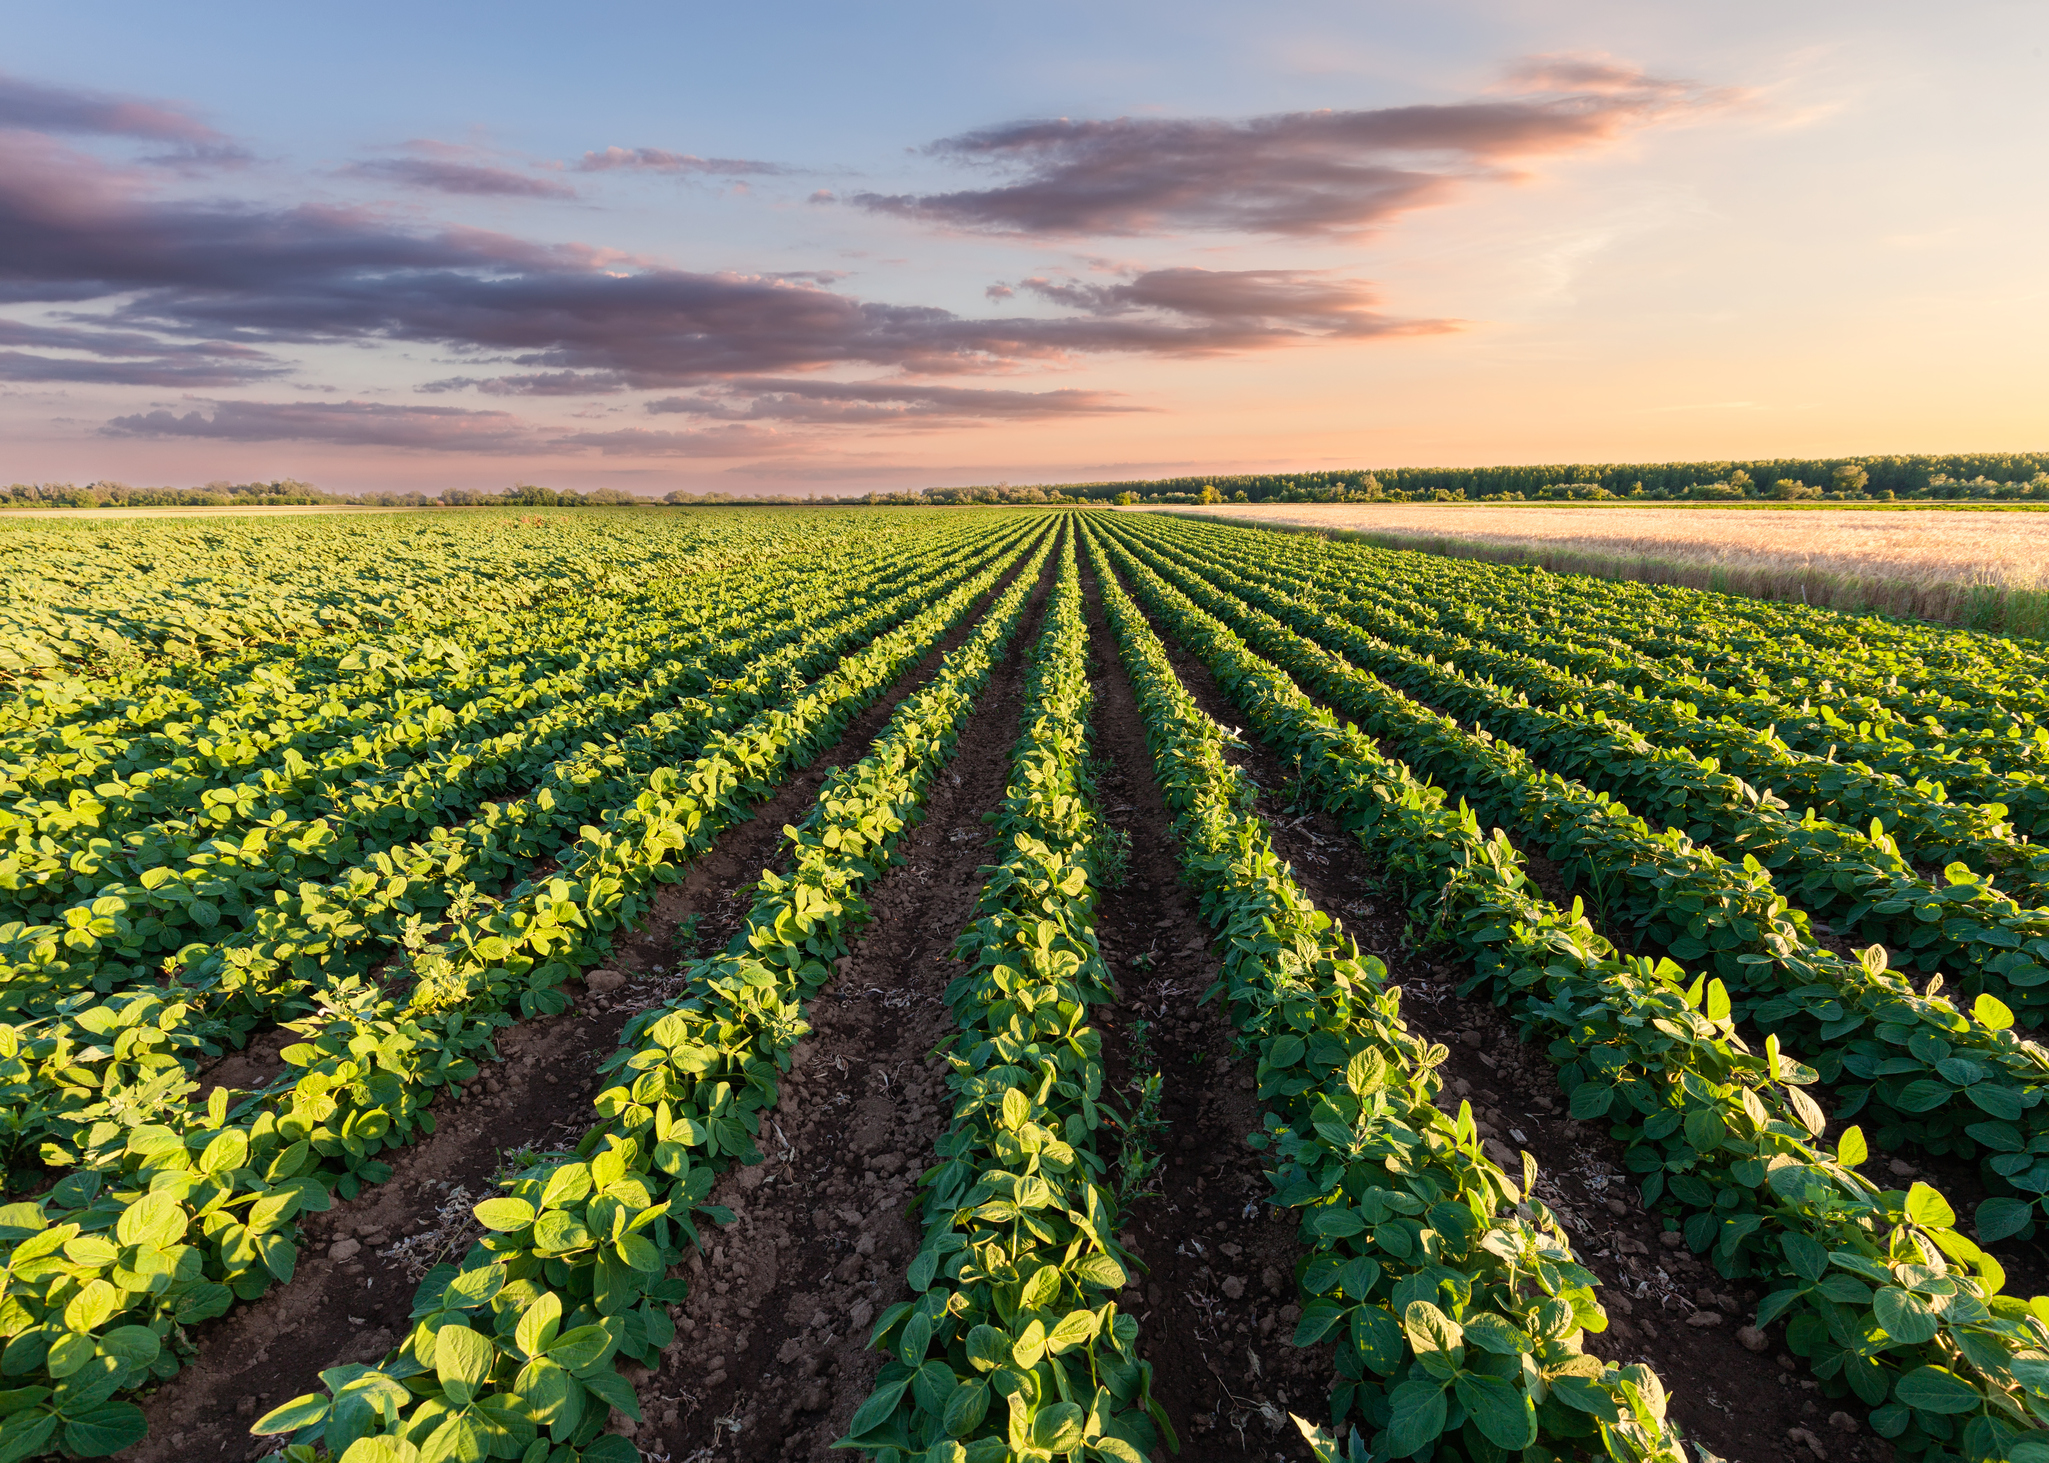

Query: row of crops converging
[0,504,2046,1463]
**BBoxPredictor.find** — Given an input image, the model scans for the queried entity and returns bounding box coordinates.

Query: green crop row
[237,519,1057,1463]
[1081,522,1690,1463]
[1099,530,2049,1187]
[1139,515,2049,835]
[1093,527,2049,1463]
[0,527,1035,1182]
[1119,514,2049,904]
[0,518,1005,891]
[1116,526,2049,1015]
[0,521,1024,980]
[0,506,809,682]
[0,523,1050,1460]
[838,538,1174,1463]
[1199,511,2049,736]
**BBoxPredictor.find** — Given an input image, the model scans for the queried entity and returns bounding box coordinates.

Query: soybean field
[1,505,2045,1463]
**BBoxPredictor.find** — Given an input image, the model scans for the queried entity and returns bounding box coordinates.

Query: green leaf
[1551,1374,1623,1423]
[1402,1302,1463,1381]
[1292,1301,1345,1346]
[251,1393,331,1435]
[943,1378,990,1438]
[543,1324,615,1375]
[1973,993,2014,1031]
[515,1294,562,1360]
[1460,1313,1533,1356]
[112,1193,185,1250]
[1873,1287,1939,1346]
[1019,1265,1061,1312]
[0,1413,57,1463]
[1782,1231,1830,1283]
[434,1325,494,1406]
[1385,1379,1447,1456]
[965,1326,1008,1373]
[97,1327,159,1369]
[1011,1319,1048,1369]
[842,1374,911,1441]
[1031,1402,1085,1453]
[1975,1197,2034,1243]
[1345,1049,1386,1096]
[1001,1088,1029,1131]
[1455,1372,1536,1451]
[1835,1127,1868,1169]
[1893,1365,1981,1415]
[473,1198,535,1232]
[616,1234,662,1274]
[1071,1253,1125,1290]
[1903,1182,1957,1231]
[57,1402,146,1459]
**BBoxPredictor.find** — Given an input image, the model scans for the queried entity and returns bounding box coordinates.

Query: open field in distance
[1129,501,2049,634]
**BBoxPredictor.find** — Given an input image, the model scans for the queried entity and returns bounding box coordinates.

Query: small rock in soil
[584,968,627,994]
[1687,1311,1723,1328]
[327,1239,360,1262]
[1737,1325,1769,1352]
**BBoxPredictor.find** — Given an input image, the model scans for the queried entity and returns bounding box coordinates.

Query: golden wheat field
[1129,501,2049,630]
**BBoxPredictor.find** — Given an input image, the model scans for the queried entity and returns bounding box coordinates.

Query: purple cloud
[339,157,578,199]
[0,116,1447,420]
[553,424,795,457]
[852,57,1723,237]
[0,72,222,145]
[575,147,786,177]
[102,399,540,451]
[0,319,285,386]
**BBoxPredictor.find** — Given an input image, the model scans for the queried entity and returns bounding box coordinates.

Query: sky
[3,0,2045,496]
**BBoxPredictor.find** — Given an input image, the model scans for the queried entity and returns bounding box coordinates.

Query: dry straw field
[1131,501,2049,633]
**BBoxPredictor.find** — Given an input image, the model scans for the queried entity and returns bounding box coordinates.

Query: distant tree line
[2,480,436,509]
[12,453,2047,512]
[1007,453,2049,506]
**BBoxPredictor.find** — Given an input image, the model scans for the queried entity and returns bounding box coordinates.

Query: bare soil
[1079,567,1336,1461]
[632,558,1055,1463]
[1123,581,1858,1463]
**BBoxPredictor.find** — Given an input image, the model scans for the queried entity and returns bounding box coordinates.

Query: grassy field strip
[836,538,1177,1461]
[1128,515,2049,885]
[1094,533,2049,1234]
[236,525,1059,1463]
[1134,502,2049,645]
[0,521,1029,992]
[1082,520,1694,1463]
[0,527,1053,1460]
[1137,516,2049,828]
[1103,521,2049,1013]
[1086,527,2049,1463]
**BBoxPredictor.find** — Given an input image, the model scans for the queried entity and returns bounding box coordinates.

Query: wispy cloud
[339,156,578,199]
[852,55,1730,238]
[0,320,286,386]
[574,146,787,177]
[0,71,245,168]
[102,398,540,451]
